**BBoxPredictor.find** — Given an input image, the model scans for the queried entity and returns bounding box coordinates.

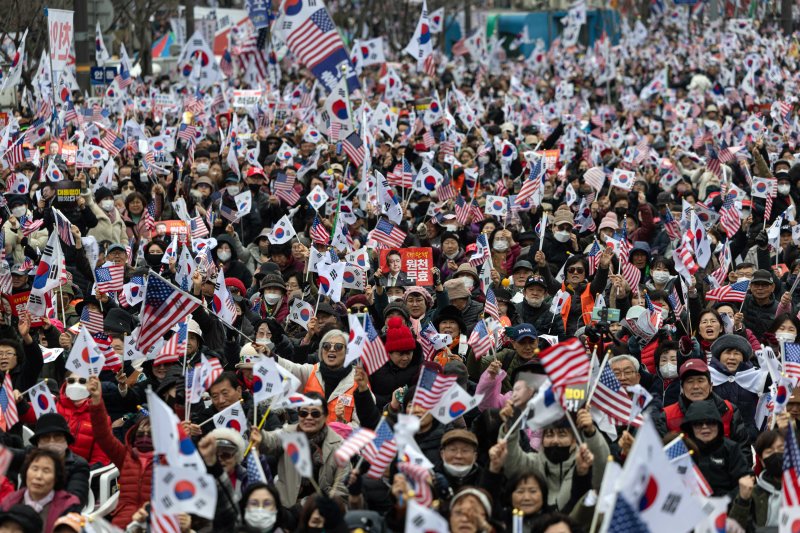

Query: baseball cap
[509,323,538,341]
[751,269,774,284]
[679,358,710,380]
[441,429,478,448]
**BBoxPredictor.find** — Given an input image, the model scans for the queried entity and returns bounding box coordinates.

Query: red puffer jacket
[89,399,154,528]
[57,384,111,467]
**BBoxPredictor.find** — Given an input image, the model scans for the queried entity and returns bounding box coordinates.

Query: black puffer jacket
[740,294,779,339]
[680,400,751,497]
[514,298,566,340]
[368,348,423,408]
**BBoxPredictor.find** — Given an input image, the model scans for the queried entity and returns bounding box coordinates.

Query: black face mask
[543,444,572,464]
[145,253,162,267]
[614,207,628,218]
[764,453,784,479]
[249,183,261,194]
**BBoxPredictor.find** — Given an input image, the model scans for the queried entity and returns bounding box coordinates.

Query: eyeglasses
[612,369,637,378]
[692,421,715,429]
[247,500,276,511]
[298,409,323,419]
[217,450,236,460]
[0,351,16,359]
[322,342,345,352]
[567,267,584,274]
[66,377,87,385]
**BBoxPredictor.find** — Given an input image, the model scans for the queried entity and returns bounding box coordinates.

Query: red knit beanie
[384,316,416,352]
[225,277,247,295]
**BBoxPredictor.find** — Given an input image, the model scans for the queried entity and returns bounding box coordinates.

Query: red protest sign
[379,247,434,286]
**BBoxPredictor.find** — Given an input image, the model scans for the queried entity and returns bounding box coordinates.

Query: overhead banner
[47,8,74,76]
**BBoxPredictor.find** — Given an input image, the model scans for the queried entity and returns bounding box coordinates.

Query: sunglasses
[66,377,87,385]
[298,409,323,419]
[567,267,585,274]
[351,306,368,313]
[217,450,236,460]
[322,342,345,352]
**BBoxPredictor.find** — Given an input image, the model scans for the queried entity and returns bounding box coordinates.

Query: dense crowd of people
[0,5,800,533]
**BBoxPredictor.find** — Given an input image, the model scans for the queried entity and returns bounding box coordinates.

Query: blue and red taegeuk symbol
[174,480,196,501]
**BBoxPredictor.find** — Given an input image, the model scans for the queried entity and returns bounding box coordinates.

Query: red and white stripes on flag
[591,362,643,427]
[342,131,365,167]
[52,208,75,246]
[285,8,343,70]
[413,363,458,410]
[136,273,200,353]
[718,194,740,238]
[468,319,494,360]
[334,427,376,467]
[370,218,406,249]
[538,338,590,390]
[0,373,19,431]
[782,412,800,507]
[95,264,125,293]
[151,508,182,533]
[310,214,330,245]
[362,315,389,374]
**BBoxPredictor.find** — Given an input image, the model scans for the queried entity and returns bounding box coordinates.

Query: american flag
[668,286,685,316]
[483,288,500,322]
[20,217,44,237]
[676,241,699,275]
[388,158,414,188]
[219,48,234,78]
[95,264,124,293]
[189,216,209,239]
[437,177,457,201]
[423,53,437,77]
[718,194,740,238]
[151,509,182,533]
[705,280,750,303]
[284,9,342,70]
[201,356,224,390]
[370,218,406,248]
[143,201,157,233]
[363,419,398,479]
[136,273,200,353]
[517,158,545,203]
[397,461,433,506]
[784,343,800,381]
[468,319,494,360]
[81,306,105,334]
[413,363,458,409]
[583,167,606,191]
[587,240,602,276]
[342,131,365,167]
[440,140,455,157]
[704,143,722,178]
[0,373,18,431]
[780,101,794,129]
[327,122,342,142]
[94,332,122,372]
[310,214,330,245]
[621,259,642,292]
[663,209,681,241]
[334,427,376,467]
[663,435,690,460]
[606,496,648,532]
[155,320,188,366]
[538,338,590,391]
[177,123,197,143]
[422,128,435,148]
[592,362,644,427]
[52,208,75,246]
[454,195,473,226]
[273,172,301,206]
[362,315,389,374]
[783,416,800,507]
[101,131,125,157]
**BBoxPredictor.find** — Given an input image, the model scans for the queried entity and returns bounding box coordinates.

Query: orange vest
[303,365,358,423]
[560,283,595,331]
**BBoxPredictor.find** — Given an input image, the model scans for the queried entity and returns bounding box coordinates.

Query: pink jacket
[2,489,81,532]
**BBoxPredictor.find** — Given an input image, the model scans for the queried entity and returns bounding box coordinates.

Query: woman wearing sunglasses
[255,391,349,508]
[274,329,364,425]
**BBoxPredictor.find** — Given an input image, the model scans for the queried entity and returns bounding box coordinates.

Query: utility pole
[74,0,91,92]
[186,0,195,38]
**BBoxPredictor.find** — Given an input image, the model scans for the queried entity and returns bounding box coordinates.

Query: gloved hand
[755,230,769,248]
[679,335,694,355]
[347,471,363,496]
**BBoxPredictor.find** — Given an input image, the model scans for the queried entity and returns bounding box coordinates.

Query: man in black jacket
[741,269,782,339]
[514,275,566,340]
[8,413,90,507]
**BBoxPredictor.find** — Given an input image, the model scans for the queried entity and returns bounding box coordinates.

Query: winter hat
[225,277,247,295]
[383,301,410,321]
[552,205,574,227]
[209,427,246,463]
[94,186,114,203]
[444,278,470,300]
[345,294,369,310]
[710,334,753,361]
[31,413,75,445]
[384,316,416,352]
[236,345,259,369]
[404,286,433,307]
[0,504,43,533]
[598,211,619,231]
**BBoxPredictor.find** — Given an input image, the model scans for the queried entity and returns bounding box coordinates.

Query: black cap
[752,269,774,284]
[104,307,138,335]
[524,275,547,289]
[31,412,75,445]
[656,191,673,206]
[513,260,534,273]
[0,504,44,533]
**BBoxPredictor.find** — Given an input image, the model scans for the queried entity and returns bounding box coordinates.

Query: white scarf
[709,366,768,394]
[756,472,781,526]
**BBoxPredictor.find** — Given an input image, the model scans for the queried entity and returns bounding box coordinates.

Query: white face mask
[217,250,232,262]
[11,206,26,218]
[652,271,671,285]
[493,239,509,252]
[226,185,240,196]
[444,224,458,232]
[460,277,474,290]
[196,162,209,175]
[65,383,90,401]
[263,293,281,305]
[525,296,544,308]
[100,199,115,212]
[39,441,68,455]
[387,295,401,303]
[444,250,460,260]
[443,461,473,478]
[776,332,797,343]
[779,184,791,195]
[245,508,277,530]
[660,363,678,379]
[554,230,571,243]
